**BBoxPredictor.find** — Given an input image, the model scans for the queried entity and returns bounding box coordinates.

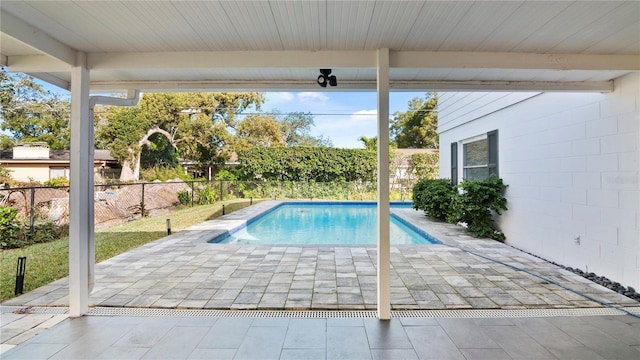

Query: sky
[257,91,426,148]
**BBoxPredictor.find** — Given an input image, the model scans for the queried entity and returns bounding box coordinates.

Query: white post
[376,48,391,320]
[69,52,92,317]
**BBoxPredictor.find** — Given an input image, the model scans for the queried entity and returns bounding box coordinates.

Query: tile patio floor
[2,312,639,359]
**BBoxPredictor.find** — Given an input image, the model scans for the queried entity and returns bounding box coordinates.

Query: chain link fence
[0,180,416,238]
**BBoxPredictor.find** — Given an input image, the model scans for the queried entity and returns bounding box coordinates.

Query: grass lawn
[0,199,258,302]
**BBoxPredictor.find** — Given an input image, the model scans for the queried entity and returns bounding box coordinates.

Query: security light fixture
[317,69,337,87]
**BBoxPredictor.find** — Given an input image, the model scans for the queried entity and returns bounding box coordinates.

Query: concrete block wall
[438,73,639,289]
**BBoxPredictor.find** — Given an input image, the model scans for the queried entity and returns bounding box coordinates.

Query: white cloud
[311,108,381,148]
[316,109,377,132]
[297,92,329,103]
[266,92,295,103]
[348,109,377,123]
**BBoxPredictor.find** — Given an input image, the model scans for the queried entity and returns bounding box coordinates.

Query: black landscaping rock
[512,247,640,304]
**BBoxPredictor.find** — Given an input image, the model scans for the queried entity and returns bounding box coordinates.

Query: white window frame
[462,134,489,181]
[453,129,499,184]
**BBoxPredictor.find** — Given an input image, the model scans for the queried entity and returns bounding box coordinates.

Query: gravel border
[512,246,640,302]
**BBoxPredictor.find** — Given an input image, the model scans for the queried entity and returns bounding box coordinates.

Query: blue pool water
[211,202,438,245]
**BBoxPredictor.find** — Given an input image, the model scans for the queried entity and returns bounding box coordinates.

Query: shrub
[0,205,68,249]
[412,175,508,241]
[195,183,216,205]
[140,165,192,182]
[0,164,14,188]
[449,174,508,241]
[44,177,69,187]
[177,189,191,206]
[0,206,20,248]
[412,178,456,221]
[214,168,238,181]
[31,221,69,244]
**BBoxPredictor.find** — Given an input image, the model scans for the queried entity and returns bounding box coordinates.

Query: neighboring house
[438,73,639,290]
[0,143,121,183]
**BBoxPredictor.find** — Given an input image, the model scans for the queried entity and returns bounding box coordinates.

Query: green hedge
[237,147,376,182]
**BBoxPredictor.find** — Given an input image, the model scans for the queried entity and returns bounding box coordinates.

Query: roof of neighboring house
[52,150,117,161]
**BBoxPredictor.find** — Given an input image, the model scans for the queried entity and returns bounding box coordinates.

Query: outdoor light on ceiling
[317,69,337,88]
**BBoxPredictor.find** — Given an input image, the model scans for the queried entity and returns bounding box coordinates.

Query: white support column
[69,51,92,317]
[376,48,391,320]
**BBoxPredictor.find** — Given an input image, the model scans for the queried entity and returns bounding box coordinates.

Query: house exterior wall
[13,145,49,159]
[4,164,51,183]
[438,73,639,290]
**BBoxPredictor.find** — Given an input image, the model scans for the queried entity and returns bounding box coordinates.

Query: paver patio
[3,201,638,311]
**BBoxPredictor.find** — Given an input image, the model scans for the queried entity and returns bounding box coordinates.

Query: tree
[234,114,285,151]
[0,67,71,149]
[96,92,264,181]
[139,132,179,169]
[391,93,438,149]
[358,135,377,151]
[0,135,15,150]
[409,152,439,180]
[280,112,332,147]
[233,110,331,152]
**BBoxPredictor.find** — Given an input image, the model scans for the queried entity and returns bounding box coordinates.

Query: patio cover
[1,0,639,319]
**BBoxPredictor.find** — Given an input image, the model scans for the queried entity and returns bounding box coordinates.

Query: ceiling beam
[88,79,614,93]
[29,72,71,91]
[4,49,623,93]
[393,52,640,72]
[83,50,640,72]
[6,54,70,72]
[88,51,376,69]
[0,10,76,65]
[394,80,614,93]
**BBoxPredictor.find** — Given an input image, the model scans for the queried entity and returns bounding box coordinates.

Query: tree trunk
[119,154,141,182]
[119,126,176,182]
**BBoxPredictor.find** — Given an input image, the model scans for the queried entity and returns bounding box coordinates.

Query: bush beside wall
[412,178,457,221]
[413,175,508,241]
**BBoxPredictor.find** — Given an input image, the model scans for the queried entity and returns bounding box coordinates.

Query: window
[50,167,69,180]
[460,130,498,181]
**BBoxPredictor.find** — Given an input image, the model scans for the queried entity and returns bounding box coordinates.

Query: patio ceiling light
[317,69,337,87]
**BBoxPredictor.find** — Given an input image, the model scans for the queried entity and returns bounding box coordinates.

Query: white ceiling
[1,0,639,92]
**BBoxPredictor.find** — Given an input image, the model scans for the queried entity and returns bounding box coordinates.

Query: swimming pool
[210,202,438,245]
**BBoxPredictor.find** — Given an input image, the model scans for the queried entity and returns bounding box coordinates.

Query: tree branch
[138,125,178,150]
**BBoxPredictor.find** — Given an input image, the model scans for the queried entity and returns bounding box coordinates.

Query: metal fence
[0,180,416,235]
